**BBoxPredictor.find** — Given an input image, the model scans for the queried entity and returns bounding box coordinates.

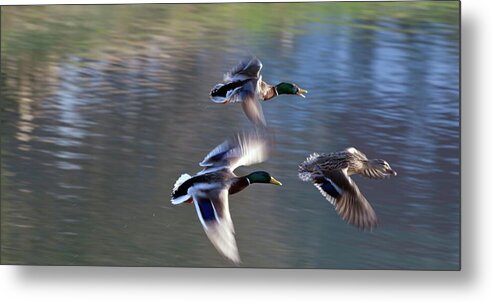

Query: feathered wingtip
[204,222,241,265]
[298,153,321,182]
[224,56,263,81]
[199,129,275,169]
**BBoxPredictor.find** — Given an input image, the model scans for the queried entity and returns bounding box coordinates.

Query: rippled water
[1,3,460,269]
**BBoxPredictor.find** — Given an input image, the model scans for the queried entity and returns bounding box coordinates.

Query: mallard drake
[298,147,397,230]
[171,131,282,264]
[210,57,307,126]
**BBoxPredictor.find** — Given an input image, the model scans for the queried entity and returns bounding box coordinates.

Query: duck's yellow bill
[269,177,283,186]
[297,88,308,98]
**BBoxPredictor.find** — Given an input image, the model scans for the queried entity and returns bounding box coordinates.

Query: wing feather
[225,56,263,81]
[199,131,271,173]
[313,169,378,230]
[192,189,239,264]
[361,168,391,179]
[240,80,266,127]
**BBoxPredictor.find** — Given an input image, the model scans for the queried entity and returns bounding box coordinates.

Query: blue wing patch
[320,179,341,199]
[198,200,216,222]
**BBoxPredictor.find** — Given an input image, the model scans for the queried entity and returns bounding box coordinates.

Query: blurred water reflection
[1,2,459,269]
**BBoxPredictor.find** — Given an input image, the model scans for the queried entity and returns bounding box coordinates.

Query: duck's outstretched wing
[192,189,239,264]
[312,168,379,230]
[199,130,271,173]
[345,147,396,179]
[346,147,389,179]
[239,80,266,126]
[225,56,263,81]
[211,77,266,126]
[360,167,393,179]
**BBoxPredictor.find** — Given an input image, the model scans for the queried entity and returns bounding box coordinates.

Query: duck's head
[369,159,397,176]
[275,82,308,98]
[246,171,282,186]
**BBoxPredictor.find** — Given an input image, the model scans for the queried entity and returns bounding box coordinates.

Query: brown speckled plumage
[298,147,397,230]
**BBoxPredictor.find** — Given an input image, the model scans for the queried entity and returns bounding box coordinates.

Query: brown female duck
[298,147,397,230]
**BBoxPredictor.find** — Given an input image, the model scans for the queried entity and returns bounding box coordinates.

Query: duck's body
[210,57,307,126]
[171,131,281,264]
[298,147,397,230]
[171,169,252,204]
[210,75,278,103]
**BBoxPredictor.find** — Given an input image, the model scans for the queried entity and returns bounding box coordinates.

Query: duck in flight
[171,131,282,264]
[298,147,397,230]
[210,57,307,127]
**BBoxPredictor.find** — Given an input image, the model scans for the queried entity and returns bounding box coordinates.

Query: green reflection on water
[2,2,458,61]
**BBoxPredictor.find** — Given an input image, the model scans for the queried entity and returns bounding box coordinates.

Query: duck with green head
[210,56,308,126]
[171,131,281,264]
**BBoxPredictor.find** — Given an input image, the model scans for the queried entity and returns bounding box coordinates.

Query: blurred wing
[313,169,378,230]
[192,189,239,264]
[361,168,391,179]
[345,147,391,179]
[225,56,263,81]
[240,81,266,127]
[199,131,270,172]
[345,147,368,161]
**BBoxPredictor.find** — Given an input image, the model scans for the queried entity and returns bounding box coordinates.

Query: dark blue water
[1,3,459,269]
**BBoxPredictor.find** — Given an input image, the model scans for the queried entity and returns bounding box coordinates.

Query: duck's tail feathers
[173,173,191,192]
[209,83,229,103]
[171,194,192,205]
[298,153,321,182]
[171,173,192,205]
